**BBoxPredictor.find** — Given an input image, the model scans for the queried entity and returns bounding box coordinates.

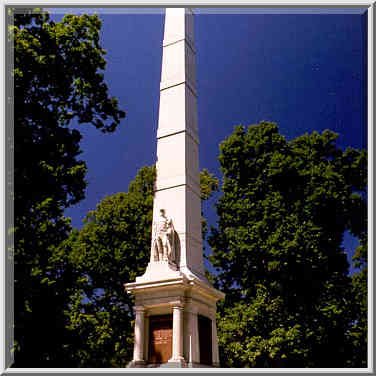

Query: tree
[208,122,367,367]
[346,233,367,367]
[57,166,155,367]
[61,166,218,367]
[10,8,125,366]
[200,168,219,241]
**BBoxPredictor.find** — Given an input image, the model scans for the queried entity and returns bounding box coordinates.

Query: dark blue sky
[49,8,367,275]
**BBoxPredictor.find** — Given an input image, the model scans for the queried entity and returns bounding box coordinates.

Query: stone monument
[125,8,224,368]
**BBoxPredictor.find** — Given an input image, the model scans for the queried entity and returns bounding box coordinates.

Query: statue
[152,209,176,263]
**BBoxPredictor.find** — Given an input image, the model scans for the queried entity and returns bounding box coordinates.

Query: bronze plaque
[149,315,173,364]
[198,315,212,365]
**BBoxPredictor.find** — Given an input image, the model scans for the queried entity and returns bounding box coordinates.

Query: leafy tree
[208,122,367,367]
[200,168,219,284]
[10,8,125,366]
[200,168,219,240]
[61,166,218,367]
[346,233,367,367]
[58,166,155,367]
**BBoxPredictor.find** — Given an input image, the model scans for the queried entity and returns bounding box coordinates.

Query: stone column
[133,306,146,363]
[210,310,220,367]
[185,300,199,365]
[169,303,185,363]
[144,313,150,362]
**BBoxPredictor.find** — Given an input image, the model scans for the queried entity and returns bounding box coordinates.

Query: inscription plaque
[149,315,173,364]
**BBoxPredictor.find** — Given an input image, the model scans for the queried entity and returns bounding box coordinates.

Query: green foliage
[12,8,125,220]
[11,8,125,366]
[346,234,367,367]
[209,122,367,367]
[200,168,219,201]
[218,292,307,368]
[61,166,155,367]
[200,168,219,242]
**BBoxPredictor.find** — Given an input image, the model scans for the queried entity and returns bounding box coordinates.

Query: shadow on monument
[173,230,181,268]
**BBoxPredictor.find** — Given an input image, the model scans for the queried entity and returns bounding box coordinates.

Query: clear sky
[48,8,367,275]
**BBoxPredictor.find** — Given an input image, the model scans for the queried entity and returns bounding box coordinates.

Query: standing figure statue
[152,209,175,263]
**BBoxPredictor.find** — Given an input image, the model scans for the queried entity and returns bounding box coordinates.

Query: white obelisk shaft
[152,8,205,281]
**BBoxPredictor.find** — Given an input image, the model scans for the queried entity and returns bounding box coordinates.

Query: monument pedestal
[125,265,224,368]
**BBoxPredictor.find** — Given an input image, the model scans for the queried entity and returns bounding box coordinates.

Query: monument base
[186,361,220,368]
[125,267,225,370]
[126,360,146,368]
[166,357,187,367]
[127,361,219,368]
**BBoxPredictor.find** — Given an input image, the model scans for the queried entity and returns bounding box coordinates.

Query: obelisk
[125,8,224,368]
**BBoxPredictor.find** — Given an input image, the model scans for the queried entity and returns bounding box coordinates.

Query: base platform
[127,360,220,368]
